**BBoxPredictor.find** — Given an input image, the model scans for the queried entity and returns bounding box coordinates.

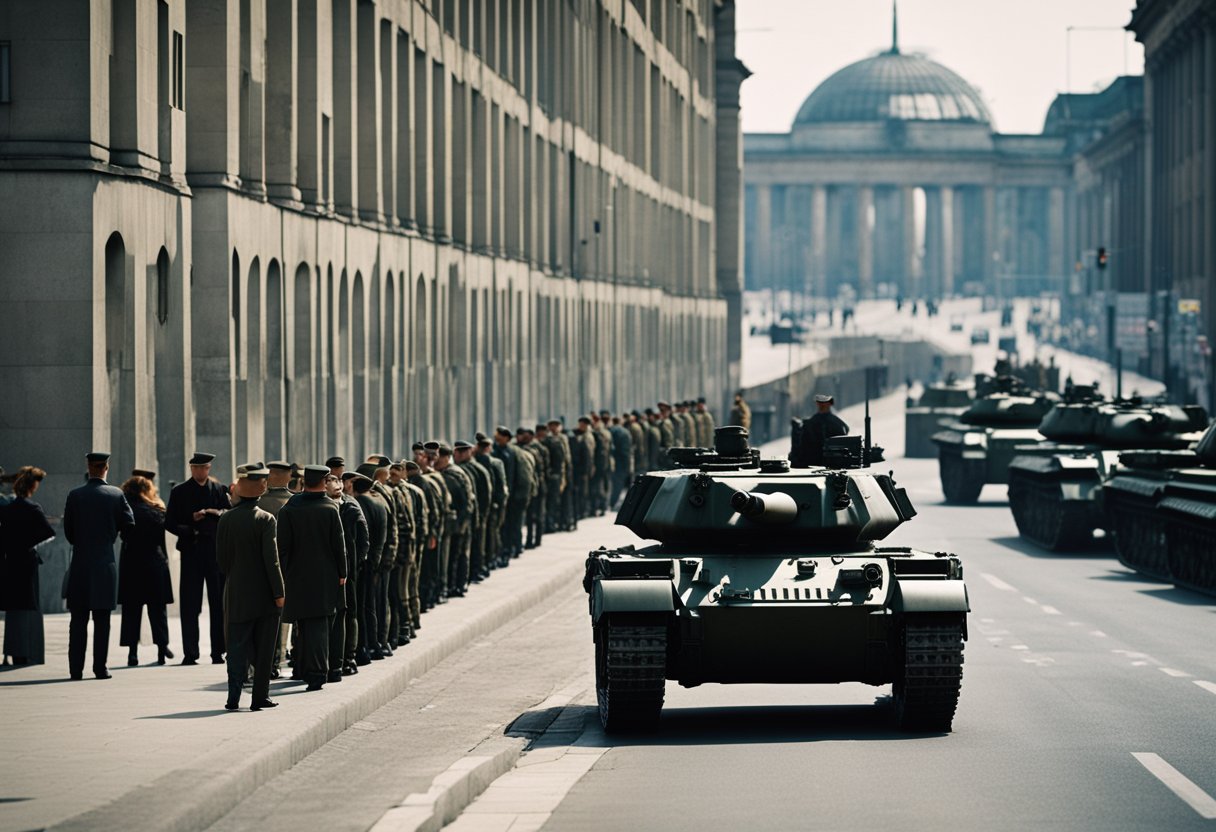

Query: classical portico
[744,31,1072,301]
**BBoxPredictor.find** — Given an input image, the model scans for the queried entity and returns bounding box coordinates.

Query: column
[940,186,955,297]
[754,184,772,288]
[265,0,300,204]
[901,185,919,298]
[332,0,357,217]
[857,185,874,296]
[356,3,383,224]
[982,185,997,290]
[810,184,827,298]
[296,0,323,206]
[1048,186,1065,283]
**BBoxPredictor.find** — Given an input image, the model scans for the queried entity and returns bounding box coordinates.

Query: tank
[1101,422,1216,593]
[930,375,1056,504]
[583,426,969,734]
[1006,396,1208,551]
[904,376,974,458]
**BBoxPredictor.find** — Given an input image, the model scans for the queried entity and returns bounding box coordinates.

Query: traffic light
[1097,247,1108,270]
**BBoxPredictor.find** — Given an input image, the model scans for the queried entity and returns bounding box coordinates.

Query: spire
[890,0,900,54]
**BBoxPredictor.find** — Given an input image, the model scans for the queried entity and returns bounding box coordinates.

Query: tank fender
[592,579,675,624]
[892,579,970,615]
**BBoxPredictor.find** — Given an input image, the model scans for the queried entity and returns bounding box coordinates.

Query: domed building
[744,23,1074,300]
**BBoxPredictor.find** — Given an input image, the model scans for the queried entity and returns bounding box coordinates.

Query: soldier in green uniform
[390,460,426,641]
[570,417,595,521]
[591,412,614,516]
[517,426,548,550]
[454,441,491,588]
[397,461,429,634]
[730,391,752,430]
[645,409,663,471]
[694,397,716,447]
[540,422,568,533]
[474,436,509,572]
[421,442,454,605]
[330,470,367,676]
[435,444,476,598]
[363,458,400,657]
[408,448,445,612]
[216,463,284,711]
[492,426,529,560]
[277,465,347,691]
[379,457,415,648]
[627,411,647,475]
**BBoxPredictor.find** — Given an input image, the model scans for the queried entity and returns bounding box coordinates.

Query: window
[156,249,170,325]
[171,32,183,109]
[0,42,10,103]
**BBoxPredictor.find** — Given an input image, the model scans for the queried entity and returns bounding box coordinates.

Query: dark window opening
[172,31,184,109]
[1,42,11,103]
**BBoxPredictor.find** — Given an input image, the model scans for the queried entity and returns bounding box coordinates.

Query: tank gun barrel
[730,490,800,525]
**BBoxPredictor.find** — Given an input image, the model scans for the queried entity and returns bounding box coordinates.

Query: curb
[48,543,594,832]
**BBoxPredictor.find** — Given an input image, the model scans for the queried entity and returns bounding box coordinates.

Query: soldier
[657,402,677,455]
[350,472,386,662]
[331,470,367,676]
[799,394,850,466]
[644,409,663,471]
[396,461,429,634]
[409,446,445,612]
[474,435,509,571]
[389,461,425,642]
[608,415,633,508]
[591,412,614,515]
[62,452,135,680]
[494,426,531,560]
[402,461,433,629]
[730,391,752,430]
[678,401,698,447]
[454,441,491,586]
[422,441,455,604]
[435,444,476,597]
[374,456,414,649]
[695,397,716,447]
[627,411,648,475]
[165,452,229,665]
[541,421,570,532]
[517,426,548,550]
[215,463,284,711]
[570,417,595,520]
[260,461,294,516]
[361,460,399,658]
[277,465,347,691]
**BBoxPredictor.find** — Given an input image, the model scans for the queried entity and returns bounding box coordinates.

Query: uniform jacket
[277,491,347,622]
[371,482,399,568]
[628,421,647,473]
[165,478,229,554]
[475,453,510,510]
[336,494,368,606]
[215,498,285,623]
[63,478,135,611]
[695,410,716,447]
[609,425,633,474]
[571,430,594,479]
[118,499,174,606]
[409,472,444,542]
[0,496,55,611]
[541,434,569,490]
[440,465,476,533]
[520,441,549,498]
[730,400,752,430]
[386,481,414,565]
[356,491,390,571]
[401,481,429,555]
[259,487,292,518]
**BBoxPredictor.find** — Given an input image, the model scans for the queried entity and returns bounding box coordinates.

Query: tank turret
[904,377,974,458]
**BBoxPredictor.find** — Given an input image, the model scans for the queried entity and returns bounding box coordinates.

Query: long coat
[118,499,174,606]
[0,496,55,611]
[276,491,347,623]
[215,498,285,623]
[337,495,368,607]
[63,478,135,611]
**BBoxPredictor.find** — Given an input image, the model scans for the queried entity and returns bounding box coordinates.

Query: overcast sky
[736,0,1144,135]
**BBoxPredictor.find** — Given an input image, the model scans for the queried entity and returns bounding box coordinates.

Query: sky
[736,0,1144,135]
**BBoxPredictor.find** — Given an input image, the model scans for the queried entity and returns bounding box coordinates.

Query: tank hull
[1007,449,1114,551]
[1160,468,1216,597]
[1101,472,1171,580]
[905,407,967,458]
[933,427,1043,504]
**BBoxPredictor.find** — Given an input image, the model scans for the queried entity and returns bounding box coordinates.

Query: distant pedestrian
[729,391,752,431]
[1,466,55,666]
[215,463,284,711]
[63,452,135,680]
[118,475,175,666]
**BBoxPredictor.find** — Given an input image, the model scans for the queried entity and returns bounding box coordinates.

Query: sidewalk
[0,514,636,832]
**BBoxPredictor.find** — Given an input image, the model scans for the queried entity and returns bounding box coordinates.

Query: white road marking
[1132,661,1149,667]
[980,573,1017,592]
[1194,680,1216,697]
[1132,752,1216,819]
[1023,596,1039,605]
[1068,621,1085,627]
[1089,630,1107,638]
[1160,668,1191,678]
[986,636,1004,643]
[980,617,996,623]
[1010,645,1030,651]
[1040,605,1062,615]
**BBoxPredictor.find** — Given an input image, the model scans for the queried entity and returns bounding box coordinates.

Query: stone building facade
[0,0,742,524]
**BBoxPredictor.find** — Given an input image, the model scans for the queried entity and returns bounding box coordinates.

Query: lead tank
[904,376,974,458]
[931,375,1055,504]
[1006,396,1208,550]
[1101,422,1216,593]
[584,426,969,734]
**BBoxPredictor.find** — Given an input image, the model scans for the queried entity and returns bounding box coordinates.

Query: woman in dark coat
[119,476,175,665]
[1,466,55,665]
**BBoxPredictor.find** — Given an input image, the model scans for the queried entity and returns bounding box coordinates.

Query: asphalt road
[433,387,1216,832]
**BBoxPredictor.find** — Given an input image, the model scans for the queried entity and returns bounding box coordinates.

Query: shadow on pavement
[1137,586,1216,607]
[0,676,77,687]
[991,535,1113,560]
[136,709,236,719]
[1089,569,1168,584]
[551,702,943,747]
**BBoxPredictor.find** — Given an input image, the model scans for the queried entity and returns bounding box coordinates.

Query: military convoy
[584,426,969,734]
[1006,394,1207,550]
[904,377,974,458]
[931,375,1055,504]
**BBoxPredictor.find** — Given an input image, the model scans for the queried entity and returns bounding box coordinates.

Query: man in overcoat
[215,464,284,711]
[62,452,135,680]
[277,465,347,691]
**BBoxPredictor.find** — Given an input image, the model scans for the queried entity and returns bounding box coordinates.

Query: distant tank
[1101,422,1216,593]
[584,426,969,734]
[1006,395,1208,550]
[931,375,1055,504]
[904,376,973,458]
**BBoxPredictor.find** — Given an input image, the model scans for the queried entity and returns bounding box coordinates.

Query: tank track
[939,449,985,504]
[595,620,667,732]
[1103,487,1170,580]
[1007,469,1096,551]
[1165,517,1216,597]
[894,615,964,733]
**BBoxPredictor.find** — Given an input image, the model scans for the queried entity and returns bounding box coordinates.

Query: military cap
[494,425,511,438]
[631,410,642,418]
[351,476,375,494]
[476,436,493,447]
[389,460,406,471]
[546,418,562,426]
[324,456,345,468]
[86,452,111,464]
[578,416,592,425]
[266,460,292,471]
[367,454,391,467]
[423,441,441,453]
[535,423,547,431]
[516,426,530,435]
[599,409,611,417]
[290,462,304,475]
[411,442,425,452]
[657,400,671,409]
[814,394,835,404]
[340,471,363,481]
[453,440,473,451]
[236,462,270,480]
[437,444,453,456]
[131,468,156,481]
[189,452,216,465]
[303,464,330,487]
[405,461,421,473]
[644,407,655,415]
[697,396,706,404]
[355,462,380,478]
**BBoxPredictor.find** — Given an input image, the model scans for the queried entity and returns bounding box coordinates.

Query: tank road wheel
[939,451,984,505]
[894,614,965,733]
[1167,521,1216,598]
[1008,472,1093,551]
[1107,498,1169,580]
[595,618,667,732]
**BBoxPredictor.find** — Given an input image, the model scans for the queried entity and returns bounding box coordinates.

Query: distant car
[950,316,964,332]
[971,328,991,345]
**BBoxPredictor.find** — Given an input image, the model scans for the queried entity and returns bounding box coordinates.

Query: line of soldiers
[57,398,717,710]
